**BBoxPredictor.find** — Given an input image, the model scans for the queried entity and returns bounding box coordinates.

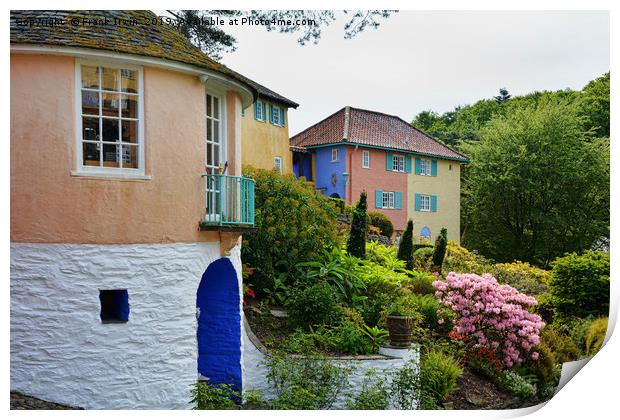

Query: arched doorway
[196,258,242,392]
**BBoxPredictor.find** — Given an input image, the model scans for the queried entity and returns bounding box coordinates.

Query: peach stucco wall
[11,53,243,244]
[346,146,409,232]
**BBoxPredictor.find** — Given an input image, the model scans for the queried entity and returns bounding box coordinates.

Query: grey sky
[218,11,609,136]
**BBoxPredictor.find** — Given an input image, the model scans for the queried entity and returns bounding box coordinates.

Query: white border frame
[204,86,228,171]
[73,58,146,178]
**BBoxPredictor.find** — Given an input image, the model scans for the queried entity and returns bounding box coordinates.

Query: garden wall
[242,319,420,409]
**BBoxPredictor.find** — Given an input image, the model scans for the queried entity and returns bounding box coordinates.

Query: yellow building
[237,77,298,174]
[407,158,462,243]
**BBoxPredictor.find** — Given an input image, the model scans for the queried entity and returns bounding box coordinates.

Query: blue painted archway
[196,258,242,392]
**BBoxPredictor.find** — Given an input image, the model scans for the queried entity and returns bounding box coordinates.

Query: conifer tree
[431,228,448,272]
[398,220,414,269]
[347,192,368,259]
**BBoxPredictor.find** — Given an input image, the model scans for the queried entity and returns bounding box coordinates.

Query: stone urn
[385,315,415,348]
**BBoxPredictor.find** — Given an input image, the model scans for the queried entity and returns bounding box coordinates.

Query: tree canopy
[169,10,395,59]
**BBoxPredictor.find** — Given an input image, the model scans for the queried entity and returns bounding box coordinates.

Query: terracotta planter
[386,315,415,348]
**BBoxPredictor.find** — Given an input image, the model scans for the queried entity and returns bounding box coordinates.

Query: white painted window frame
[272,105,281,126]
[274,156,283,174]
[420,158,432,176]
[392,154,405,172]
[205,88,227,173]
[420,194,431,212]
[255,100,266,122]
[362,150,370,168]
[382,191,395,209]
[331,148,339,162]
[73,58,146,178]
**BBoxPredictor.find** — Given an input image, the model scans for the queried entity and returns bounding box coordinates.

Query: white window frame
[73,59,146,178]
[205,88,227,173]
[392,154,405,172]
[331,148,339,162]
[420,158,432,176]
[382,191,395,209]
[420,194,431,212]
[255,100,266,122]
[362,150,370,168]
[272,105,281,126]
[274,156,283,174]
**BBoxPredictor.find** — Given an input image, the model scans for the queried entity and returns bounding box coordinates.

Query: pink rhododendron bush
[433,272,545,368]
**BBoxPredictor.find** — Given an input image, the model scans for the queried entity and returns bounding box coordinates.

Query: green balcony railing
[201,173,255,227]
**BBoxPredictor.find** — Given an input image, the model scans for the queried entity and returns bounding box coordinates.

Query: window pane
[82,91,99,115]
[82,117,100,140]
[206,120,212,142]
[213,145,220,166]
[102,143,119,167]
[214,121,220,143]
[83,142,100,166]
[120,69,137,93]
[121,145,138,168]
[207,143,213,166]
[101,67,119,91]
[120,95,137,118]
[121,120,137,143]
[81,66,99,89]
[102,118,119,141]
[206,94,212,117]
[102,92,120,117]
[213,96,219,119]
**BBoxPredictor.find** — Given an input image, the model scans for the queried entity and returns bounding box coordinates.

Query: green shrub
[497,371,537,399]
[540,328,580,363]
[407,294,441,329]
[386,294,426,318]
[550,250,610,319]
[419,351,462,404]
[442,240,490,274]
[286,283,342,329]
[413,243,433,253]
[280,329,318,354]
[328,320,373,355]
[585,317,608,356]
[242,390,270,409]
[190,381,239,409]
[431,228,448,271]
[397,220,414,269]
[357,276,405,327]
[367,211,394,238]
[366,241,404,271]
[522,342,557,387]
[535,292,555,324]
[242,167,339,297]
[389,360,419,410]
[412,247,434,271]
[491,261,551,296]
[347,192,368,258]
[551,317,595,354]
[346,369,390,410]
[265,355,351,409]
[404,271,437,295]
[329,197,346,214]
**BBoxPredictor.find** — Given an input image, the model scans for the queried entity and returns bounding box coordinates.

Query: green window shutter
[431,160,438,176]
[386,153,393,171]
[431,195,438,212]
[405,156,412,173]
[415,193,421,211]
[395,192,402,209]
[415,157,422,175]
[253,102,259,120]
[375,190,383,209]
[281,107,286,126]
[262,102,267,121]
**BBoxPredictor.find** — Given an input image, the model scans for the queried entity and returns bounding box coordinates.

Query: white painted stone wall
[10,242,240,409]
[242,320,420,409]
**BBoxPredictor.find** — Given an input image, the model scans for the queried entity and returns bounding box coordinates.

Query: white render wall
[242,320,420,409]
[10,242,239,409]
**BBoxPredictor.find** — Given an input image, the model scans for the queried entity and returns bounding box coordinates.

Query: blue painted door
[196,258,242,392]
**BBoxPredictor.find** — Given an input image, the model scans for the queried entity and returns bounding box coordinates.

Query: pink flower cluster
[433,272,545,368]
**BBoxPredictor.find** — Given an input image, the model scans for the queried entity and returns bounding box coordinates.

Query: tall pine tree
[398,220,414,269]
[431,228,448,272]
[347,192,368,259]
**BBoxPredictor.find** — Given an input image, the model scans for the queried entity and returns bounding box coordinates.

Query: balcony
[199,173,256,232]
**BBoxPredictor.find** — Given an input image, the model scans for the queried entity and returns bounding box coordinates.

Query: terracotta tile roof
[10,10,258,96]
[290,106,469,162]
